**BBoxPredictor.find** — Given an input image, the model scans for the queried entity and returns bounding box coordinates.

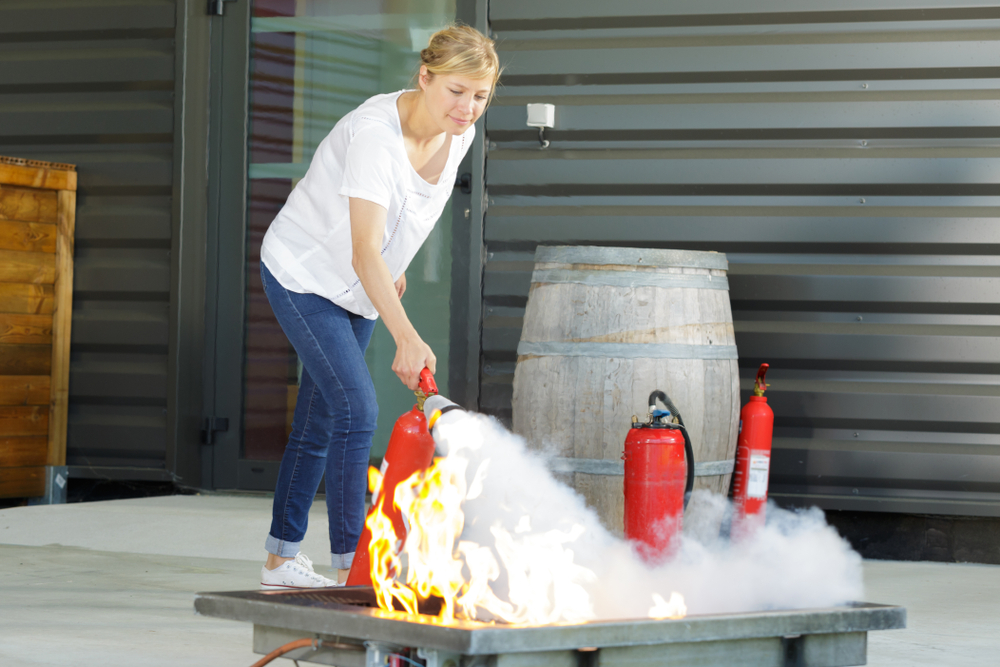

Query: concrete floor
[1,495,998,666]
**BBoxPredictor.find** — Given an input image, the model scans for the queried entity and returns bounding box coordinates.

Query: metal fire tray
[195,586,905,667]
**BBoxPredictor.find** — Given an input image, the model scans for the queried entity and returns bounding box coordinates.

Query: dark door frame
[166,0,215,490]
[203,0,253,490]
[449,0,490,413]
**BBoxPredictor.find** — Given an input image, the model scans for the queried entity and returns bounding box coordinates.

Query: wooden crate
[0,156,76,499]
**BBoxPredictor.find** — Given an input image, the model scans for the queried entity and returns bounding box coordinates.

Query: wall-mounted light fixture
[526,103,555,149]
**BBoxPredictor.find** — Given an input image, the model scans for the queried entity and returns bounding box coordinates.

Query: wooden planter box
[0,156,76,499]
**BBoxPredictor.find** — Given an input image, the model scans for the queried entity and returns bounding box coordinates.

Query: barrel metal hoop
[532,269,729,291]
[535,245,729,271]
[548,457,735,477]
[517,341,739,360]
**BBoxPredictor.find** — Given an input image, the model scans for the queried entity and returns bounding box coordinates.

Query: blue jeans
[260,262,378,569]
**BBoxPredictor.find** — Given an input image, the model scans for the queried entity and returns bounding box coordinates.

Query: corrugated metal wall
[0,0,176,475]
[482,0,1000,516]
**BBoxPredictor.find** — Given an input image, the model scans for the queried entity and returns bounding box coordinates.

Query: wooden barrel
[511,245,740,535]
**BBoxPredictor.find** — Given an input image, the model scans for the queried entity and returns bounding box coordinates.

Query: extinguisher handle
[754,363,770,397]
[418,368,438,396]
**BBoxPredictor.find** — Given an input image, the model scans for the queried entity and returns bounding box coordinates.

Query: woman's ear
[418,65,431,91]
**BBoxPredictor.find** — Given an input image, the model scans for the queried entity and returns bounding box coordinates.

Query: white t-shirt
[260,90,474,319]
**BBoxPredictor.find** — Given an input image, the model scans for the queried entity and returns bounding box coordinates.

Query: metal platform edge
[193,591,905,655]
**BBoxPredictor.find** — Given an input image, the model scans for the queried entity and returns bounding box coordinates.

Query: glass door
[208,0,457,490]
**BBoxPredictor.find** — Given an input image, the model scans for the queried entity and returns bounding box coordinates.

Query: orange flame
[648,591,687,619]
[394,457,468,622]
[368,465,382,505]
[364,466,417,614]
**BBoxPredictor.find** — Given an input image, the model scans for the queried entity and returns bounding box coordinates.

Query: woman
[258,25,500,589]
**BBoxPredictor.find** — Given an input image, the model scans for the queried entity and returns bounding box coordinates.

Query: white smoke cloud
[430,411,863,620]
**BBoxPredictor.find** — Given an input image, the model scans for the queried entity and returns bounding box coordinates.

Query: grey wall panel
[496,25,1000,52]
[487,100,1000,133]
[485,212,1000,245]
[74,195,173,241]
[0,0,176,474]
[72,304,170,348]
[54,150,174,190]
[501,81,1000,99]
[765,388,1000,429]
[0,0,175,34]
[490,0,1000,21]
[488,155,1000,187]
[0,41,175,87]
[731,275,1000,304]
[69,363,168,401]
[0,96,175,137]
[735,333,1000,364]
[482,0,1000,515]
[66,409,168,470]
[73,250,172,293]
[500,43,1000,78]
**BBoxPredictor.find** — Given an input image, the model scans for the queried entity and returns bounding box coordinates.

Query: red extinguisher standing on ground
[346,369,439,586]
[731,363,774,538]
[623,390,696,561]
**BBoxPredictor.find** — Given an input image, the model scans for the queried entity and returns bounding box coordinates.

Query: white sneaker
[260,553,342,590]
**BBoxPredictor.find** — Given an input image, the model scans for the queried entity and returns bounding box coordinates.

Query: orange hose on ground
[249,638,363,667]
[249,638,315,667]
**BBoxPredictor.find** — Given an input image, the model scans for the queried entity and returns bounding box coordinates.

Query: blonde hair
[417,24,501,101]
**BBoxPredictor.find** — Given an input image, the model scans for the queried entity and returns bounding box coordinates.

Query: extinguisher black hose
[648,391,684,427]
[680,425,695,509]
[650,390,696,509]
[648,390,669,411]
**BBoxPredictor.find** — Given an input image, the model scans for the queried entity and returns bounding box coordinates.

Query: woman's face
[419,66,492,135]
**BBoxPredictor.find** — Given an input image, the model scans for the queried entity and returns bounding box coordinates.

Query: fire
[364,466,418,614]
[394,456,469,622]
[485,521,597,624]
[649,591,687,619]
[365,417,687,624]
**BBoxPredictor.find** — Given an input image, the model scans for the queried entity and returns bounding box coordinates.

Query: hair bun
[413,23,500,98]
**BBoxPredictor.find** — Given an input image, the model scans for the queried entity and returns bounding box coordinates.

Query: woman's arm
[350,197,435,390]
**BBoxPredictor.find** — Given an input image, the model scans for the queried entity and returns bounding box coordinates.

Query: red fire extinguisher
[623,390,695,561]
[346,369,439,586]
[731,364,774,537]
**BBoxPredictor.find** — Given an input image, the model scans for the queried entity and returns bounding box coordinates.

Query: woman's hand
[392,333,436,390]
[394,272,406,299]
